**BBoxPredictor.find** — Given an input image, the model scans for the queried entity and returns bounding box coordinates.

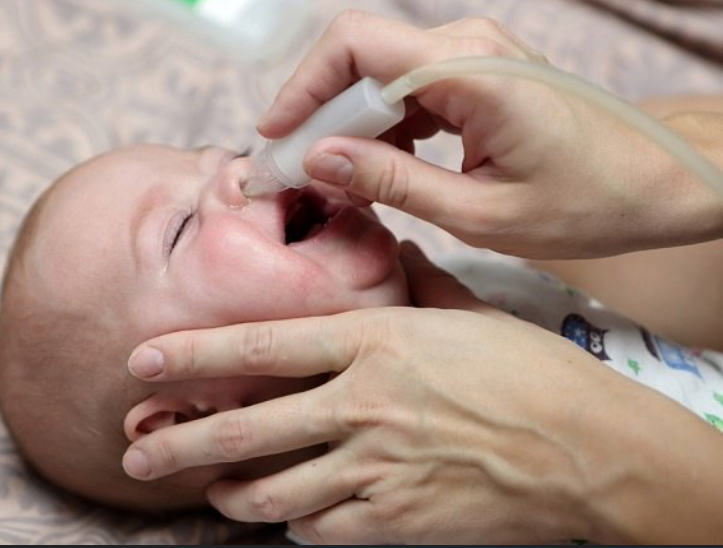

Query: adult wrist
[568,371,723,543]
[589,108,723,255]
[647,112,723,246]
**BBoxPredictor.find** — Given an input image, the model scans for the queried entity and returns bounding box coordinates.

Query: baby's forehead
[27,150,161,311]
[62,145,179,186]
[49,145,192,220]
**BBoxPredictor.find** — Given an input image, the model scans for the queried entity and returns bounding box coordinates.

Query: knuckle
[467,16,505,35]
[335,388,394,433]
[371,156,412,210]
[331,9,367,33]
[210,415,251,461]
[442,17,516,57]
[238,324,276,375]
[177,334,199,378]
[248,485,286,522]
[455,34,508,57]
[328,9,368,44]
[444,16,502,36]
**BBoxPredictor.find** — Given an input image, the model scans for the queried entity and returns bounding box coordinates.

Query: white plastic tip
[241,174,289,197]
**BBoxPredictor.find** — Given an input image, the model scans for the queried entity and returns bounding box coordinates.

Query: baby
[0,144,410,511]
[2,143,723,516]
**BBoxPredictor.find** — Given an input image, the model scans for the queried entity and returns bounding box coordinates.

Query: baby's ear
[124,394,216,442]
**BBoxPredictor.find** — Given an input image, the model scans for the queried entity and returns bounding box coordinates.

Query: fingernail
[123,449,152,479]
[308,153,353,186]
[128,347,164,379]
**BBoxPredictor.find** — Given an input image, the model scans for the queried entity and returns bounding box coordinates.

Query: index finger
[127,310,374,382]
[257,11,438,138]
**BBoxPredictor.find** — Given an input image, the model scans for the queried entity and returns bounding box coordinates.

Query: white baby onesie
[442,252,723,431]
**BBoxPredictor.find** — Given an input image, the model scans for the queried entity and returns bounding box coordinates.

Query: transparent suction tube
[380,56,723,197]
[245,55,723,198]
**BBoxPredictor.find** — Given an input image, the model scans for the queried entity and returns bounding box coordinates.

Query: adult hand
[122,245,723,544]
[257,11,723,258]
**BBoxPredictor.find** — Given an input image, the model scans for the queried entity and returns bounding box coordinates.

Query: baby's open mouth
[284,189,342,245]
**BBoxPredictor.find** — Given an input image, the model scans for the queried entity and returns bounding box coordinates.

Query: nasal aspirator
[242,77,406,197]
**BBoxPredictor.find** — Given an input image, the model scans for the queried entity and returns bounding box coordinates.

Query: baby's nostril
[238,173,248,193]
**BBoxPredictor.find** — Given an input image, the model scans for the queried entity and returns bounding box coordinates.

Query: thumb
[304,136,487,226]
[399,241,492,313]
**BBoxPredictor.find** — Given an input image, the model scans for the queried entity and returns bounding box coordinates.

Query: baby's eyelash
[233,147,252,159]
[165,210,194,256]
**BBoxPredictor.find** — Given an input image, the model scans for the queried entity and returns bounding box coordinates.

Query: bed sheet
[0,0,722,543]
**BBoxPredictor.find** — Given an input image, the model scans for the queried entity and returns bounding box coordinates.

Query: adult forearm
[637,99,723,247]
[575,375,723,543]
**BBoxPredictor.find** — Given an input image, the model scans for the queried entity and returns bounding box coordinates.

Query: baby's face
[40,144,407,327]
[33,143,407,418]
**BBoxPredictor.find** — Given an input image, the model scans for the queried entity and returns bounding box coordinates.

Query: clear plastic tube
[381,55,723,197]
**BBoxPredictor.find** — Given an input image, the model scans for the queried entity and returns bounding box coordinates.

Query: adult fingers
[289,499,392,545]
[207,450,356,523]
[127,312,372,382]
[257,12,517,139]
[257,11,435,138]
[122,386,341,480]
[430,16,547,63]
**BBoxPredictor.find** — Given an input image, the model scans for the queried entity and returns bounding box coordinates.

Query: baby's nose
[214,155,252,208]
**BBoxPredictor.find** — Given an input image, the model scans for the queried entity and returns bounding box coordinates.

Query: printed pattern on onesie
[441,253,723,432]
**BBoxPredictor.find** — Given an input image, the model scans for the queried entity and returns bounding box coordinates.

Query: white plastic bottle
[243,77,407,196]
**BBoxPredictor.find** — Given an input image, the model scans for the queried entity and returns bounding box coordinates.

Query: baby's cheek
[195,225,272,291]
[192,225,313,318]
[196,226,241,278]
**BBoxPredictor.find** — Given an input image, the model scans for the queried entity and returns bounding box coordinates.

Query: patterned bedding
[0,0,721,543]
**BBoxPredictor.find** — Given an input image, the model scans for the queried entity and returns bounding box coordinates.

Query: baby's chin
[343,259,409,309]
